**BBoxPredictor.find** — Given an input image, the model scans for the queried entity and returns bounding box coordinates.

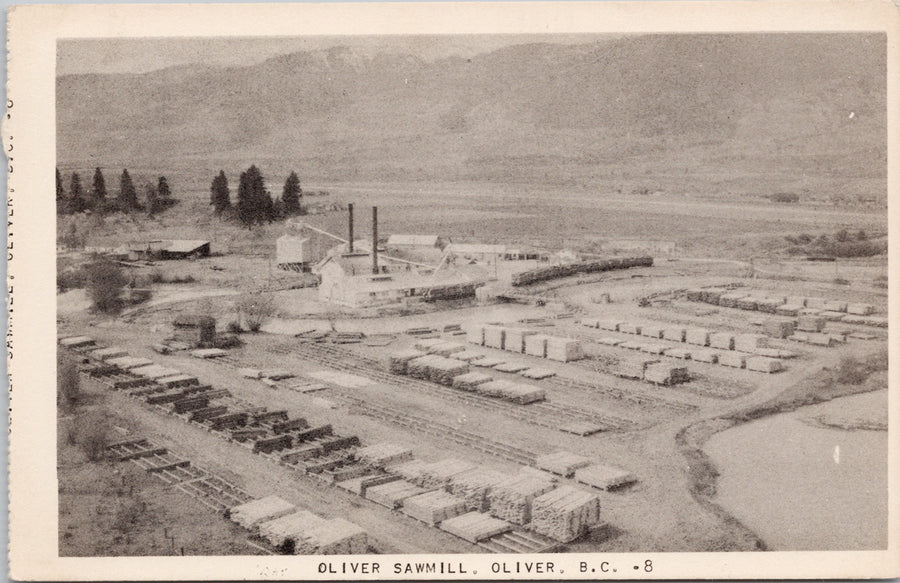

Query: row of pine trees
[56,167,175,216]
[210,165,304,228]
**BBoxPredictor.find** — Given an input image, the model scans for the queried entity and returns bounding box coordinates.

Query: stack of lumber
[820,311,846,322]
[663,327,686,342]
[466,324,485,345]
[638,343,668,355]
[615,358,659,380]
[258,510,325,547]
[238,368,262,379]
[472,356,504,368]
[366,479,428,509]
[546,337,583,362]
[718,352,746,369]
[797,316,826,332]
[504,328,536,353]
[402,490,468,525]
[785,295,807,307]
[90,346,128,360]
[536,451,592,478]
[805,297,828,310]
[483,326,506,349]
[446,467,509,512]
[131,364,181,379]
[427,358,470,385]
[336,473,400,497]
[663,348,692,360]
[493,361,530,373]
[521,368,556,380]
[488,475,556,525]
[598,320,624,332]
[643,362,689,385]
[580,318,600,328]
[618,323,641,335]
[709,333,734,350]
[618,340,644,351]
[452,371,494,391]
[387,350,427,375]
[415,459,478,488]
[190,347,227,359]
[775,304,803,317]
[156,374,199,388]
[440,511,512,543]
[59,336,96,348]
[806,333,836,346]
[745,356,784,373]
[640,325,664,339]
[701,288,728,304]
[788,331,809,343]
[734,333,769,353]
[229,495,296,530]
[524,334,550,358]
[596,337,622,346]
[295,518,368,555]
[387,459,429,482]
[718,293,746,308]
[685,328,711,346]
[691,349,719,364]
[755,298,784,313]
[451,350,487,363]
[685,289,703,301]
[530,485,601,542]
[823,300,848,312]
[574,464,637,490]
[414,338,446,352]
[431,342,466,357]
[847,303,875,315]
[476,380,546,404]
[355,442,413,467]
[763,320,795,339]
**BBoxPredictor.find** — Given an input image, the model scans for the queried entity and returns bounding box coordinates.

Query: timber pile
[546,337,583,362]
[90,346,128,360]
[440,511,512,543]
[775,304,803,317]
[685,328,711,346]
[387,350,427,375]
[643,362,689,385]
[230,495,296,529]
[451,350,487,363]
[847,303,875,315]
[797,316,826,332]
[524,334,550,358]
[472,356,504,368]
[484,326,506,349]
[755,298,783,313]
[763,320,795,339]
[520,368,555,380]
[430,342,466,357]
[718,293,746,308]
[336,473,401,497]
[504,328,536,353]
[488,475,556,525]
[446,467,509,512]
[580,318,600,328]
[691,349,719,364]
[387,459,429,482]
[402,490,468,525]
[476,380,545,404]
[493,361,530,373]
[734,334,768,353]
[130,364,181,379]
[618,323,642,335]
[261,370,294,381]
[427,358,470,386]
[663,348,692,360]
[530,485,601,542]
[190,348,227,359]
[451,372,494,391]
[296,519,368,555]
[615,358,658,380]
[466,324,485,345]
[736,297,758,311]
[807,333,836,346]
[536,451,592,478]
[574,464,637,491]
[258,510,326,547]
[598,320,624,332]
[745,356,784,373]
[355,442,413,467]
[709,333,734,350]
[239,368,262,379]
[596,337,622,346]
[638,343,668,355]
[663,327,686,342]
[823,300,848,312]
[820,311,846,322]
[640,325,664,339]
[415,459,478,489]
[618,340,644,350]
[413,338,445,353]
[718,352,746,369]
[366,479,428,509]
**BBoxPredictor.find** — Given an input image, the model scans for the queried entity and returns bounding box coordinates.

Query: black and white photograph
[7,2,899,580]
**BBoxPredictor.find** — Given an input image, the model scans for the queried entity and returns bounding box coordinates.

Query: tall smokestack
[348,203,354,253]
[372,206,379,274]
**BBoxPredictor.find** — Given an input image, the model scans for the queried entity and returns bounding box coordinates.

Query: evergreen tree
[157,176,172,201]
[91,167,107,211]
[56,168,65,212]
[282,171,302,215]
[118,169,139,212]
[236,165,273,227]
[69,172,87,214]
[210,171,231,215]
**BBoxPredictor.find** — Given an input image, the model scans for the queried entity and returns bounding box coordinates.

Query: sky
[57,34,616,76]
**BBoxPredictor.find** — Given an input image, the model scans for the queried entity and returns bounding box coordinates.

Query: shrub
[833,357,867,385]
[236,294,275,332]
[113,498,147,533]
[85,258,128,314]
[57,355,80,410]
[57,268,87,292]
[226,320,243,334]
[71,411,111,461]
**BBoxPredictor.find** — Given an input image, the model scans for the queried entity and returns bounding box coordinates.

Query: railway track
[548,375,697,414]
[267,342,639,433]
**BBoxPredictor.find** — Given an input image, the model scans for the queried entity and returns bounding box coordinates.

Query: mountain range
[57,33,887,195]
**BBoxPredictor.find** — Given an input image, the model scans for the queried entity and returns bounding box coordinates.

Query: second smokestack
[372,206,379,274]
[348,203,354,252]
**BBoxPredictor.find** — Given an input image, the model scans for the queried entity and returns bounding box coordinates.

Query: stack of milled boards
[386,347,547,404]
[530,485,602,543]
[230,495,368,554]
[468,324,584,363]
